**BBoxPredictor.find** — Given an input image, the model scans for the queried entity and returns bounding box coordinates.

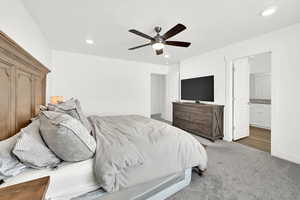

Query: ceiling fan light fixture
[128,24,190,55]
[152,42,164,50]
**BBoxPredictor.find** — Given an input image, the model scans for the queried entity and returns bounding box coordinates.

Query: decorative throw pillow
[0,133,26,180]
[12,119,61,169]
[39,111,96,162]
[47,98,92,133]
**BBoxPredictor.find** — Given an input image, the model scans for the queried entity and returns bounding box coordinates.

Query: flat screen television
[181,75,214,102]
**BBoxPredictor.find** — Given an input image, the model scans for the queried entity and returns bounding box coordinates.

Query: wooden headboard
[0,31,50,140]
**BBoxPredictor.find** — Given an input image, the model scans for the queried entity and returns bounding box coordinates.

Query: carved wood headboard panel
[0,31,50,140]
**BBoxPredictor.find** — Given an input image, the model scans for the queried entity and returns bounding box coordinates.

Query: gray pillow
[47,98,92,133]
[12,119,61,169]
[0,133,26,180]
[40,111,96,162]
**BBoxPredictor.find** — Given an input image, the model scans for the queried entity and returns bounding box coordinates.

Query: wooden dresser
[172,102,224,141]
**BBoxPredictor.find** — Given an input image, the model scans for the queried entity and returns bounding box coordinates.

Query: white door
[233,58,250,140]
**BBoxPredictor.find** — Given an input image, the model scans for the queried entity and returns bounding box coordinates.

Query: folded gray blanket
[88,115,207,192]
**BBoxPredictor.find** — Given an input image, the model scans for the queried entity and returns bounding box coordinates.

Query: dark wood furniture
[0,31,50,141]
[0,176,50,200]
[173,102,224,141]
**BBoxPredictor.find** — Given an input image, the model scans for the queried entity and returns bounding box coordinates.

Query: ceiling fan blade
[129,29,155,41]
[128,43,152,50]
[165,41,191,47]
[156,49,163,55]
[162,24,186,40]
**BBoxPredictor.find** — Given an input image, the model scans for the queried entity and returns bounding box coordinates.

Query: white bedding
[89,115,207,192]
[1,159,99,199]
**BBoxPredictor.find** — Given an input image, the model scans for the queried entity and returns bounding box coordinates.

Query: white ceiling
[23,0,300,65]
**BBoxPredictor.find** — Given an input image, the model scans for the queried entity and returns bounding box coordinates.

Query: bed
[0,31,207,200]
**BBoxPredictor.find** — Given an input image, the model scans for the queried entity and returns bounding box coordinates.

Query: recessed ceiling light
[164,54,169,58]
[86,39,94,44]
[261,6,278,17]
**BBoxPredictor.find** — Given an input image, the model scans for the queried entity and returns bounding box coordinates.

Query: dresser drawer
[174,111,191,121]
[173,119,210,136]
[190,112,211,124]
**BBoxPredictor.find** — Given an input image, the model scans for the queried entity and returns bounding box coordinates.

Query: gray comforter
[88,115,207,193]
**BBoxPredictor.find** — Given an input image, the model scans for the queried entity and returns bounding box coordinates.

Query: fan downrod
[154,26,162,34]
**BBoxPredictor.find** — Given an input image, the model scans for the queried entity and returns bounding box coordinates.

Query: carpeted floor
[167,137,300,200]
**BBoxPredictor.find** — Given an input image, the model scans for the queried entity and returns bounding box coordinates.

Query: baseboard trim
[151,113,162,118]
[271,150,300,165]
[250,124,271,130]
[223,135,232,142]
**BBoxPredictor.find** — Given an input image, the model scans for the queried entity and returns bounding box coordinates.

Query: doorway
[150,74,168,122]
[233,52,271,153]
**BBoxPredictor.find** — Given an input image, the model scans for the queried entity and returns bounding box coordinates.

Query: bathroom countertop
[250,99,271,105]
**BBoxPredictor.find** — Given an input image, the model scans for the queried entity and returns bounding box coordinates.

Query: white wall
[180,23,300,164]
[180,53,226,105]
[0,0,52,99]
[165,64,180,122]
[151,74,166,117]
[51,50,168,117]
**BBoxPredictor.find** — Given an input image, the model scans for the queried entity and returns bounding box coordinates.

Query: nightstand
[0,176,50,200]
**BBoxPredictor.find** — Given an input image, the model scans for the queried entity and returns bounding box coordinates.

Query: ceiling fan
[128,23,191,55]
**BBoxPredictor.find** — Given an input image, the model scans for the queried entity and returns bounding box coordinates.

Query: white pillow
[12,119,61,169]
[0,133,26,180]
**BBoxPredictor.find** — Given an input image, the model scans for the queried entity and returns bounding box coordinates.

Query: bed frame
[68,169,192,200]
[0,31,50,141]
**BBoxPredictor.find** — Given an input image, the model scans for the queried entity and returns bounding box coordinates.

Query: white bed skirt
[1,159,191,200]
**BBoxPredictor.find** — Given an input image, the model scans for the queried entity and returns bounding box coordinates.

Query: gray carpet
[167,138,300,200]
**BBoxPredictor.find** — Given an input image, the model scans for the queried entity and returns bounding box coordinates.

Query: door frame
[229,51,272,141]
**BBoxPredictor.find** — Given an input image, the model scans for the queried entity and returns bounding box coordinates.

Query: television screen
[181,75,214,102]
